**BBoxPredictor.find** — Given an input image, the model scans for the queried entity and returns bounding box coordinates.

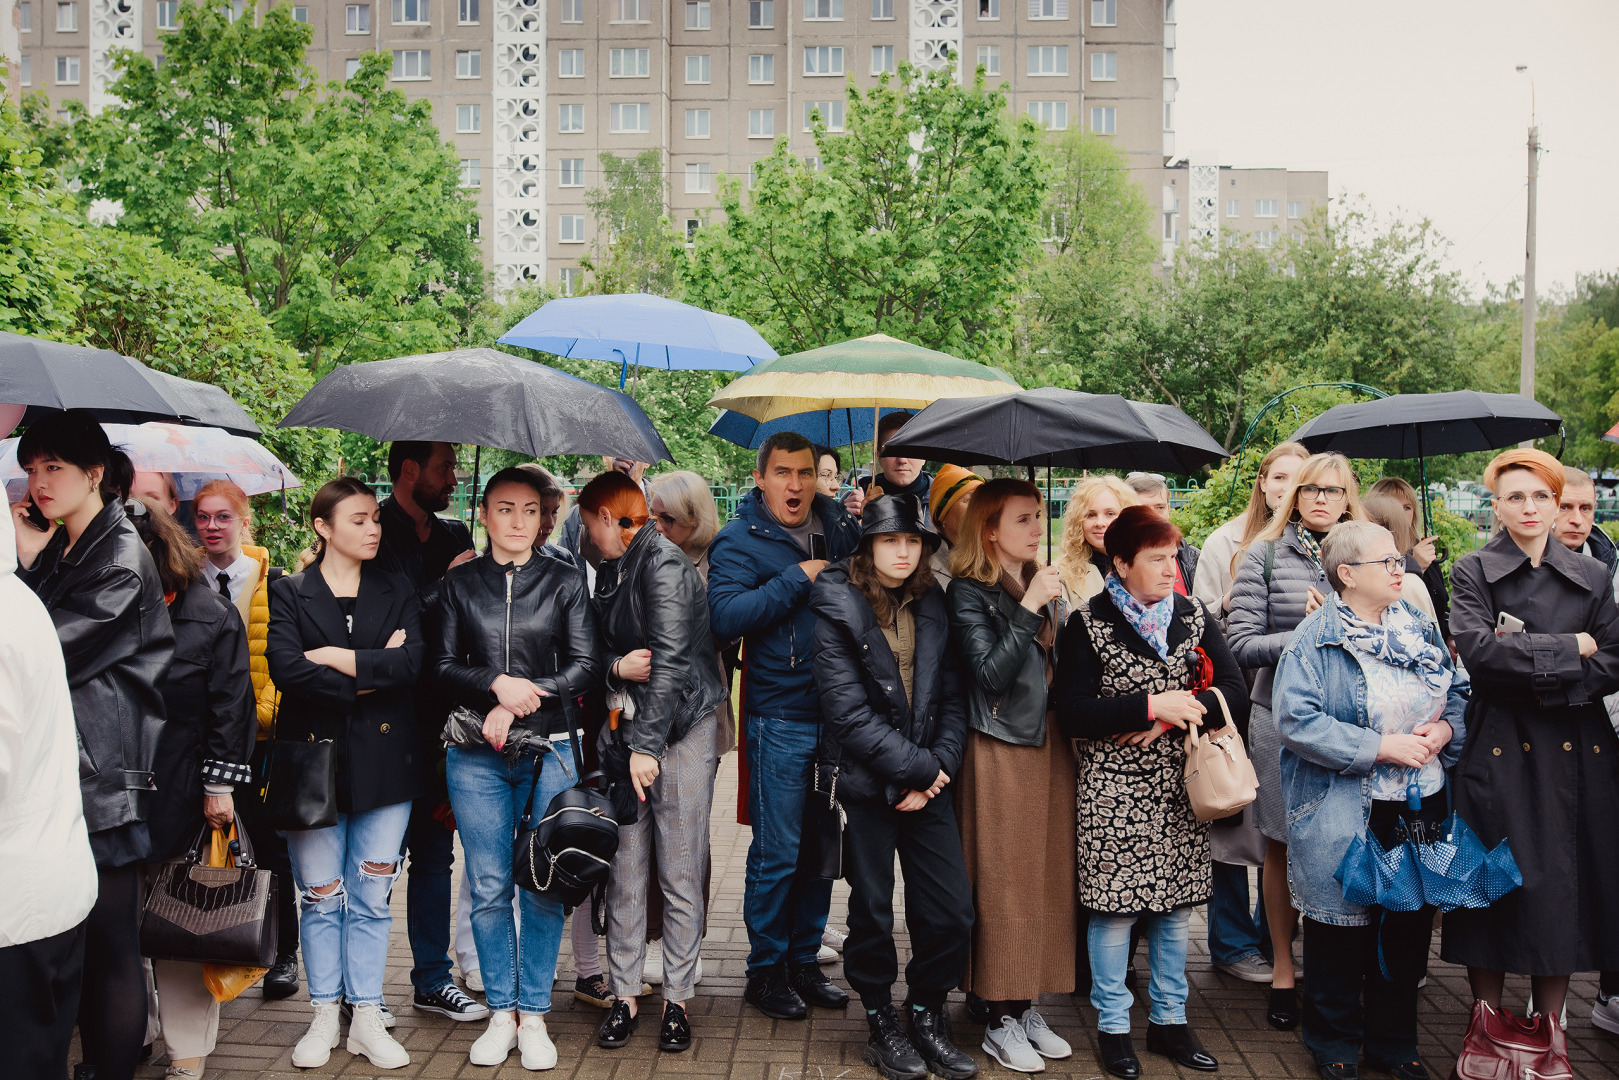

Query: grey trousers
[605,711,718,1002]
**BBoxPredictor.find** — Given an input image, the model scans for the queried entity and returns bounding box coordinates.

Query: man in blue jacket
[708,432,863,1021]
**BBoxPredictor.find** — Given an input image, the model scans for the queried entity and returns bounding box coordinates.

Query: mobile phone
[809,533,828,561]
[21,499,50,532]
[1496,611,1525,634]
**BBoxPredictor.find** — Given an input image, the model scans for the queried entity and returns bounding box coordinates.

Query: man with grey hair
[1125,473,1200,594]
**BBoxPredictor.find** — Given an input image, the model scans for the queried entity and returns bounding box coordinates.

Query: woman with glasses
[1227,452,1363,1032]
[815,446,845,501]
[1440,449,1619,1072]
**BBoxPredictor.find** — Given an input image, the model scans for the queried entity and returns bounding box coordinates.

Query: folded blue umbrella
[708,407,914,450]
[1336,803,1521,914]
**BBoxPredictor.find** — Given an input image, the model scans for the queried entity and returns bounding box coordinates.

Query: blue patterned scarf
[1337,595,1452,695]
[1105,574,1176,660]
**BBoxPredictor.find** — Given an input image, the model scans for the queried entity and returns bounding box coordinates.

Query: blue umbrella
[498,293,776,389]
[708,406,914,450]
[1336,799,1521,914]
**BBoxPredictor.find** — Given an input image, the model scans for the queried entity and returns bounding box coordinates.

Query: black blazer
[266,562,424,814]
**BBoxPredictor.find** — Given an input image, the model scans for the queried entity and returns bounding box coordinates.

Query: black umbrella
[1289,391,1563,531]
[134,364,261,436]
[3,331,179,423]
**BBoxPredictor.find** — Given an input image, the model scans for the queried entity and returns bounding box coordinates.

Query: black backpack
[512,716,619,924]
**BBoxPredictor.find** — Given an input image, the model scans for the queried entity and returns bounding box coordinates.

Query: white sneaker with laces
[982,1015,1045,1073]
[1019,1007,1072,1059]
[347,1003,410,1069]
[470,1011,518,1066]
[291,1002,341,1069]
[519,1013,557,1071]
[822,927,847,952]
[817,944,839,964]
[465,968,484,994]
[1593,993,1619,1036]
[644,940,665,984]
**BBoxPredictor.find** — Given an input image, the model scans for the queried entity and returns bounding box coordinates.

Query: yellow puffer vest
[235,544,280,737]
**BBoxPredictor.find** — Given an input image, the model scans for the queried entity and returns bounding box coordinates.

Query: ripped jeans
[285,800,413,1006]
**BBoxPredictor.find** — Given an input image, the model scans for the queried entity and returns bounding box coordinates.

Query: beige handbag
[1182,687,1258,823]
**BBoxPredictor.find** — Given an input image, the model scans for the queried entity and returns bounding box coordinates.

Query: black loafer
[597,999,638,1049]
[1319,1063,1359,1080]
[1097,1031,1140,1080]
[745,966,807,1020]
[263,951,300,1000]
[658,1001,692,1052]
[1367,1060,1426,1080]
[1145,1021,1217,1071]
[1269,987,1301,1031]
[789,962,850,1009]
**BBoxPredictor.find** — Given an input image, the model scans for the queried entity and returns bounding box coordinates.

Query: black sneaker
[906,1004,977,1080]
[659,1000,693,1052]
[598,998,639,1049]
[263,950,299,1000]
[789,962,850,1010]
[339,998,396,1029]
[746,966,807,1020]
[574,973,617,1008]
[865,1005,927,1080]
[413,982,490,1022]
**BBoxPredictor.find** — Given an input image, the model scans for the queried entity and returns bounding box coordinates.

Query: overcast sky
[1174,0,1619,297]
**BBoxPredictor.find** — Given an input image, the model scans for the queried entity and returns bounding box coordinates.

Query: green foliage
[1424,498,1478,582]
[681,63,1049,360]
[581,150,687,296]
[0,90,84,339]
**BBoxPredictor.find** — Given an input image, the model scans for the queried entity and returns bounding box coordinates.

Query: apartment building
[1162,159,1329,262]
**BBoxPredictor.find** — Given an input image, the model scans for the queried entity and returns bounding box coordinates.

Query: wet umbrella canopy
[2,331,181,424]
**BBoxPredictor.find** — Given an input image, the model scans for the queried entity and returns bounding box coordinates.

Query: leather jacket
[22,499,174,862]
[433,547,601,736]
[594,524,728,757]
[946,574,1053,747]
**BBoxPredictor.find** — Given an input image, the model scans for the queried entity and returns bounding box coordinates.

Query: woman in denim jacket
[1272,522,1468,1080]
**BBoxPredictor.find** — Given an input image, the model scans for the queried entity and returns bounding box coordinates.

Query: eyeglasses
[1345,556,1406,576]
[1498,490,1555,508]
[654,512,680,527]
[816,470,840,482]
[1300,484,1347,503]
[194,512,237,527]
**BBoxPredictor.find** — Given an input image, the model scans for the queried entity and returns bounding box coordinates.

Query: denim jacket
[1271,596,1469,926]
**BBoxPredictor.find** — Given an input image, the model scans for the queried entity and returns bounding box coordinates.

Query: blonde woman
[1190,442,1309,624]
[648,471,721,570]
[1055,476,1137,613]
[1227,452,1362,1032]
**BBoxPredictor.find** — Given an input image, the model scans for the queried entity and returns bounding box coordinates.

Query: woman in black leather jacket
[809,495,977,1080]
[434,468,600,1070]
[13,410,174,1080]
[579,470,727,1054]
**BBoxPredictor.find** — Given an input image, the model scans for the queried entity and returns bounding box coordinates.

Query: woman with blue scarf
[1271,521,1468,1080]
[1053,506,1249,1080]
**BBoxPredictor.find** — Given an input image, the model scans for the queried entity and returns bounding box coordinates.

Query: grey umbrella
[133,364,261,437]
[3,331,178,422]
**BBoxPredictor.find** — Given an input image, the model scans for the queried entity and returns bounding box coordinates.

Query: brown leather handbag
[1452,1000,1572,1080]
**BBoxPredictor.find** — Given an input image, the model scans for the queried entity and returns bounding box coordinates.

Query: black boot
[263,950,299,1000]
[790,962,850,1009]
[963,991,990,1026]
[1145,1021,1217,1071]
[746,965,807,1020]
[1097,1031,1140,1080]
[73,1067,97,1080]
[906,1004,978,1080]
[863,1005,927,1080]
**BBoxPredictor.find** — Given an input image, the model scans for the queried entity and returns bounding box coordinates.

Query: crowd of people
[4,407,1618,1080]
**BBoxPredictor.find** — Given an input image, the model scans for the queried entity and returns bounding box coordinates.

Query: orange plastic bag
[201,823,271,1003]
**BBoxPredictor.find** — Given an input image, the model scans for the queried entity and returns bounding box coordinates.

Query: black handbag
[140,817,279,968]
[798,759,847,880]
[512,714,620,926]
[260,692,338,831]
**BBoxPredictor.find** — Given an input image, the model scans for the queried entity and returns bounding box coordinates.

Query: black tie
[216,571,231,597]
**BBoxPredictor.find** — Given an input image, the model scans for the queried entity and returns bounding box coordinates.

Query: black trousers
[842,793,975,1011]
[240,741,299,956]
[0,922,87,1080]
[78,864,147,1080]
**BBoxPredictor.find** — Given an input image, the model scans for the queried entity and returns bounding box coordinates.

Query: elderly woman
[1055,475,1137,612]
[1271,521,1467,1080]
[1441,449,1619,1064]
[1053,506,1248,1080]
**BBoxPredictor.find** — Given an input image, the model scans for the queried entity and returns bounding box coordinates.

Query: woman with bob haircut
[1440,448,1619,1073]
[1054,506,1248,1079]
[1356,495,1438,625]
[1055,475,1138,612]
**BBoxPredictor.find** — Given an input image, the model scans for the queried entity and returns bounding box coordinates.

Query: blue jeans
[446,740,573,1014]
[285,801,414,1006]
[1089,909,1193,1034]
[743,714,832,977]
[404,795,457,994]
[1208,861,1270,965]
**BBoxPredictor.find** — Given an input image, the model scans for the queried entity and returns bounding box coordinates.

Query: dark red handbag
[1452,1000,1571,1080]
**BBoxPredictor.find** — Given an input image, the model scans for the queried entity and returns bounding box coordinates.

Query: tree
[681,63,1049,359]
[0,85,83,338]
[68,3,483,369]
[580,149,686,296]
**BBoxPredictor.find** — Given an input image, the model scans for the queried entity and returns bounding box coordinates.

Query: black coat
[433,547,599,738]
[946,574,1053,747]
[1441,530,1619,974]
[593,524,727,756]
[149,578,257,861]
[22,499,174,866]
[266,563,424,814]
[810,564,967,806]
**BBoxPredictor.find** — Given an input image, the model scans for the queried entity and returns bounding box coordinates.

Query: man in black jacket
[373,441,485,1023]
[843,412,933,525]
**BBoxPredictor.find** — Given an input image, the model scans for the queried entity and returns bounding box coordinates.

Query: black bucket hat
[860,494,941,552]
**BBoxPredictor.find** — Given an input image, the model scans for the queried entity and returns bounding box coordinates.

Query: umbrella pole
[1417,427,1429,536]
[872,405,879,487]
[470,445,482,536]
[1046,462,1053,566]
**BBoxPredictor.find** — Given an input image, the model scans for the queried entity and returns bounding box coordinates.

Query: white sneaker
[1593,993,1619,1036]
[644,940,665,984]
[347,1003,410,1069]
[1215,953,1275,983]
[465,968,484,994]
[470,1012,518,1067]
[1020,1007,1072,1059]
[822,927,847,952]
[519,1013,557,1071]
[817,944,839,964]
[695,956,704,985]
[982,1016,1045,1073]
[291,1002,341,1069]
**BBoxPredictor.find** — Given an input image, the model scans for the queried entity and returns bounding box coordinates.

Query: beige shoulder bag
[1182,687,1259,823]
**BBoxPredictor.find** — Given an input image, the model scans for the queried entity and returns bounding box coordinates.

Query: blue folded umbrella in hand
[1336,809,1521,914]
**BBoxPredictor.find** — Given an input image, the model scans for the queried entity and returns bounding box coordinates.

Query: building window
[459,158,481,187]
[685,54,710,83]
[1089,106,1115,134]
[560,0,582,21]
[392,49,430,79]
[345,3,369,32]
[292,5,308,21]
[457,0,477,23]
[559,103,584,131]
[1028,45,1068,76]
[804,46,844,75]
[224,0,244,22]
[609,102,651,132]
[467,218,480,241]
[1225,199,1239,217]
[1027,100,1067,130]
[685,162,712,193]
[558,49,583,76]
[55,55,80,84]
[871,0,892,16]
[392,0,427,25]
[560,267,581,295]
[871,44,894,74]
[456,104,482,133]
[1255,230,1278,248]
[748,0,774,28]
[976,44,1000,75]
[19,1,30,31]
[804,0,842,18]
[1287,200,1303,219]
[614,0,646,22]
[19,56,30,85]
[748,108,775,137]
[803,100,845,131]
[1164,0,1176,22]
[1162,212,1176,241]
[685,218,700,241]
[979,0,999,15]
[1090,0,1114,25]
[156,1,178,28]
[1254,199,1278,218]
[560,215,586,243]
[610,49,650,78]
[560,158,585,186]
[1163,101,1173,130]
[456,50,481,77]
[686,0,709,28]
[748,53,775,83]
[56,2,77,32]
[1030,0,1066,19]
[1090,51,1115,80]
[345,57,361,78]
[685,108,710,138]
[1164,47,1175,76]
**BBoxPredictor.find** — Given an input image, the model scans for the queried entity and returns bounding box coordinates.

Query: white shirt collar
[209,551,259,604]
